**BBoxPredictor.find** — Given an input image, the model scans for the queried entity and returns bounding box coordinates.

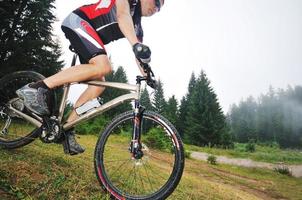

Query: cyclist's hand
[133,43,151,64]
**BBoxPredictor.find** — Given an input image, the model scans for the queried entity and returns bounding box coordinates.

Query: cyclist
[16,0,164,155]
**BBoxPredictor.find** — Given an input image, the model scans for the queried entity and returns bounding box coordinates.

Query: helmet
[155,0,164,12]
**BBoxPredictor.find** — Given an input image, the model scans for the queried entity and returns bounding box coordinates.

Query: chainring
[40,117,62,143]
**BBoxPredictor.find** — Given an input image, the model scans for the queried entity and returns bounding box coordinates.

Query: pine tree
[0,0,63,77]
[165,95,179,126]
[140,85,153,111]
[152,79,166,115]
[177,73,196,138]
[177,96,188,138]
[185,70,229,147]
[102,66,131,118]
[187,72,197,96]
[227,85,302,148]
[229,96,258,142]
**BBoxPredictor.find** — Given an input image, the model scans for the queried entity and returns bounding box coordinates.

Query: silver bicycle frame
[61,80,140,130]
[12,54,141,130]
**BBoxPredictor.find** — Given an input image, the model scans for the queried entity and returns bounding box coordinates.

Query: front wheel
[94,111,185,200]
[0,71,44,149]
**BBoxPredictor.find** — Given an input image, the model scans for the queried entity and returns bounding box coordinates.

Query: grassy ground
[1,135,302,200]
[185,143,302,164]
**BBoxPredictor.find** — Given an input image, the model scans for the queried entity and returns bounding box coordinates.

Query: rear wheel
[94,110,185,200]
[0,71,44,149]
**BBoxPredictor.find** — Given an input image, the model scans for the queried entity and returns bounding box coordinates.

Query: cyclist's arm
[116,0,147,76]
[116,0,139,45]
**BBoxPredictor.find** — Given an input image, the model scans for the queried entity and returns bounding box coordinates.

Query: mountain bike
[0,53,185,200]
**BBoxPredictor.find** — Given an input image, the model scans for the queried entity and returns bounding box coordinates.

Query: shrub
[75,116,109,135]
[207,155,217,165]
[245,140,256,152]
[184,150,191,159]
[274,164,292,176]
[258,141,280,149]
[234,143,246,152]
[144,128,171,150]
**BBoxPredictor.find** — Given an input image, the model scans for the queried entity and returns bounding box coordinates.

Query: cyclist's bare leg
[61,76,106,155]
[44,55,112,89]
[16,54,111,119]
[55,55,111,155]
[67,77,106,123]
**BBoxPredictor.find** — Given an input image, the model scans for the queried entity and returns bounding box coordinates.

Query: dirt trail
[191,151,302,178]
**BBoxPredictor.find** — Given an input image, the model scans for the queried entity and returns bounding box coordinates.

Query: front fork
[130,101,145,159]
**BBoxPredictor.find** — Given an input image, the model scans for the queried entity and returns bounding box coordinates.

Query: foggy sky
[53,0,302,113]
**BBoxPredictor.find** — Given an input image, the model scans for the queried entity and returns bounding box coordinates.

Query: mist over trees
[228,86,302,148]
[0,0,63,78]
[1,1,300,149]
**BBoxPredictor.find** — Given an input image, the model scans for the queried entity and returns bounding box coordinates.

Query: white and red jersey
[74,0,143,44]
[79,0,116,20]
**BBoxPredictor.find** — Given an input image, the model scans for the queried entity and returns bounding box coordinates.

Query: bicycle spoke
[123,164,136,193]
[105,158,132,163]
[144,162,169,182]
[143,163,155,192]
[149,153,174,165]
[138,167,148,193]
[95,111,184,199]
[105,158,131,178]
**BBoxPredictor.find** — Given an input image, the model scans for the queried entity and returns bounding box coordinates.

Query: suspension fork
[130,100,145,159]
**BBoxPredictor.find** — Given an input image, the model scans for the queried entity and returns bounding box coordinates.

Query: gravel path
[191,151,302,178]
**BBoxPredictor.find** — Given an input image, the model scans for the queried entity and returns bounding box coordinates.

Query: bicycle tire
[94,110,185,200]
[0,71,44,149]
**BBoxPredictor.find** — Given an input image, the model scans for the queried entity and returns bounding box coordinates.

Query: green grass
[0,135,302,199]
[186,142,302,164]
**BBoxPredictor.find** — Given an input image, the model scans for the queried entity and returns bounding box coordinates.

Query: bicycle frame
[11,54,142,131]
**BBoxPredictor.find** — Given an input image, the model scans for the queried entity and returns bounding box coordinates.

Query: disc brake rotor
[133,143,151,166]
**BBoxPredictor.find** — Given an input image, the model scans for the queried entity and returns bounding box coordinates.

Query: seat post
[71,54,78,67]
[69,45,78,66]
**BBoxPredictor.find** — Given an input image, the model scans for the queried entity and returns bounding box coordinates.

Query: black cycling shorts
[61,12,107,64]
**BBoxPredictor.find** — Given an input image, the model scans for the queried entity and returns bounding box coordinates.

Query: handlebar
[139,62,157,89]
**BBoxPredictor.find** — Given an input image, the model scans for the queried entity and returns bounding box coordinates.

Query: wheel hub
[132,143,151,166]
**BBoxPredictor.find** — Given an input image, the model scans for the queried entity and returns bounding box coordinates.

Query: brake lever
[139,62,157,89]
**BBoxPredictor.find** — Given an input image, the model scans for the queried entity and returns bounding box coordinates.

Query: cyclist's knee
[102,64,112,75]
[89,55,112,77]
